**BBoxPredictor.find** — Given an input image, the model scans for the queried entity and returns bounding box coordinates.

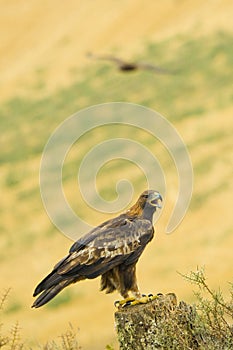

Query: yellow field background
[1,1,232,349]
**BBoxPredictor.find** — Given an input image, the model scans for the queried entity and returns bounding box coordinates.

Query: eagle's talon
[148,294,154,301]
[122,300,133,308]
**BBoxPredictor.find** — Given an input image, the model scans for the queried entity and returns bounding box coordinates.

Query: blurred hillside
[0,1,233,349]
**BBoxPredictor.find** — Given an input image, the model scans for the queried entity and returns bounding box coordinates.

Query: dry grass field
[0,1,233,349]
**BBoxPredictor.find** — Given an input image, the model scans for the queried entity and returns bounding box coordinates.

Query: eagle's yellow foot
[114,297,135,308]
[126,293,159,306]
[115,293,163,308]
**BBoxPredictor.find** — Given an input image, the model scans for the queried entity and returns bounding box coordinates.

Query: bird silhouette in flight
[86,52,174,74]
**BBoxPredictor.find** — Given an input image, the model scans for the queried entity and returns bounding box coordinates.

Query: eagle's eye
[142,194,149,199]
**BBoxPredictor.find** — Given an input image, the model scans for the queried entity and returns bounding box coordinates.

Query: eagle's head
[127,190,163,219]
[139,190,162,209]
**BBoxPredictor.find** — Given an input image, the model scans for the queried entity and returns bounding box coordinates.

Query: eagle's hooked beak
[150,192,163,209]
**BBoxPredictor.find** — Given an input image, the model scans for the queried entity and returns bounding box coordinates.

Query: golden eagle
[32,190,162,308]
[87,52,173,74]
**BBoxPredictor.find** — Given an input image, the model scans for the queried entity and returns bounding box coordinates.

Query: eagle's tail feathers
[32,280,70,308]
[33,271,63,297]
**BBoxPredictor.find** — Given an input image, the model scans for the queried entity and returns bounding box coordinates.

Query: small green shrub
[154,268,233,349]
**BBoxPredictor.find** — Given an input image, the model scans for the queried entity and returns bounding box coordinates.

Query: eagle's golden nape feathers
[32,190,162,308]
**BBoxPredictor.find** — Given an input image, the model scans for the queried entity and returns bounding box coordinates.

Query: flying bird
[86,52,173,74]
[32,190,162,308]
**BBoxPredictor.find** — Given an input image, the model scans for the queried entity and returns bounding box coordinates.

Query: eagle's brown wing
[137,62,174,74]
[86,52,125,65]
[32,215,153,308]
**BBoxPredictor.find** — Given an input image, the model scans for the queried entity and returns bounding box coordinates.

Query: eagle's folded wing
[55,217,153,277]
